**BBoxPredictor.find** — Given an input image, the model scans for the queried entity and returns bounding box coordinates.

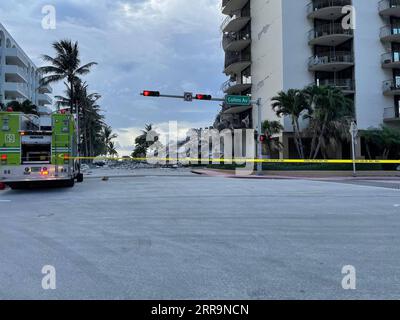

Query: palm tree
[101,125,118,156]
[55,80,104,156]
[304,85,353,159]
[271,89,310,158]
[39,39,97,113]
[261,120,284,158]
[55,80,103,158]
[132,124,158,158]
[363,125,400,160]
[108,141,118,158]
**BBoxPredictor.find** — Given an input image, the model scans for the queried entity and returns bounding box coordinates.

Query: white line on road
[0,200,11,202]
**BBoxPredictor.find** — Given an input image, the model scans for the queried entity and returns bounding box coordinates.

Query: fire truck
[0,110,83,189]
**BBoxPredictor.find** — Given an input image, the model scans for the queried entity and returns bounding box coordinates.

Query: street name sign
[225,95,251,106]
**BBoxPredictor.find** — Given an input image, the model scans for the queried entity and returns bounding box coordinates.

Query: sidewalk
[191,169,400,181]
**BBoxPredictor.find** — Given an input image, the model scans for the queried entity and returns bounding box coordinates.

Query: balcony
[222,31,251,52]
[382,79,400,95]
[221,11,251,33]
[2,65,28,83]
[380,25,400,42]
[221,0,249,15]
[379,0,400,17]
[308,23,353,46]
[308,51,354,71]
[38,94,52,105]
[316,78,355,94]
[307,0,352,20]
[38,84,53,94]
[221,77,251,94]
[224,52,251,75]
[3,47,29,67]
[381,51,400,68]
[222,102,252,115]
[3,82,29,99]
[383,107,400,122]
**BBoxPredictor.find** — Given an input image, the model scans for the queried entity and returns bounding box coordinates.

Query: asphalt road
[0,172,399,299]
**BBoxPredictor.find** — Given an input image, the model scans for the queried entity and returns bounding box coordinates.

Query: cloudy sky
[0,0,225,154]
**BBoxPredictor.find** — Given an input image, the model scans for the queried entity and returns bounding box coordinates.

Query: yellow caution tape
[59,155,400,165]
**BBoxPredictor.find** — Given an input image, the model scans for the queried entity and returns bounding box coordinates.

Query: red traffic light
[195,94,212,100]
[142,90,160,97]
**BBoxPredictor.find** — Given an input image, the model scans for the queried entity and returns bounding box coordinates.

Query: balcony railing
[316,78,355,91]
[225,51,251,70]
[382,51,400,65]
[382,79,400,93]
[308,23,353,41]
[380,24,400,38]
[222,30,251,50]
[38,84,53,94]
[220,9,250,32]
[221,76,251,92]
[309,51,354,68]
[221,0,249,13]
[3,82,29,97]
[379,0,400,12]
[307,0,352,15]
[2,65,29,82]
[384,106,397,119]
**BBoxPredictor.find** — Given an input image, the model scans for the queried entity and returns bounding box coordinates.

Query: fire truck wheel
[65,178,75,188]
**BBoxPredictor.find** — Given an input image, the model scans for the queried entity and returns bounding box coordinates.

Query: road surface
[0,171,399,299]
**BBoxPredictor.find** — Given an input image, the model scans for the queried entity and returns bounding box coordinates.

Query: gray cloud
[0,0,225,154]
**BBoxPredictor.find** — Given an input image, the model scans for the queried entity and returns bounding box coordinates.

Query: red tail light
[1,155,7,161]
[40,167,49,176]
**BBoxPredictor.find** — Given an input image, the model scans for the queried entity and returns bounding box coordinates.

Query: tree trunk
[366,143,372,160]
[295,118,305,159]
[312,114,329,159]
[309,124,318,159]
[69,80,74,114]
[292,119,302,159]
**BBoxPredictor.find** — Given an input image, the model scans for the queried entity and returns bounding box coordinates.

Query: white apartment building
[219,0,400,158]
[0,23,52,112]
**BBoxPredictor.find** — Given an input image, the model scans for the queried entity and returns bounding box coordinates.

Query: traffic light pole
[255,98,263,174]
[141,92,225,102]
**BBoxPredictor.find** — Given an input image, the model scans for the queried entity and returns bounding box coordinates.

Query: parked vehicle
[0,110,82,189]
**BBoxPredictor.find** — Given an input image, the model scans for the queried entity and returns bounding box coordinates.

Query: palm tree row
[268,84,353,159]
[39,39,118,158]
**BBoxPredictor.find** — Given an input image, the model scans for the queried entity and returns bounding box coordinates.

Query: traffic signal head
[195,94,212,100]
[142,90,160,97]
